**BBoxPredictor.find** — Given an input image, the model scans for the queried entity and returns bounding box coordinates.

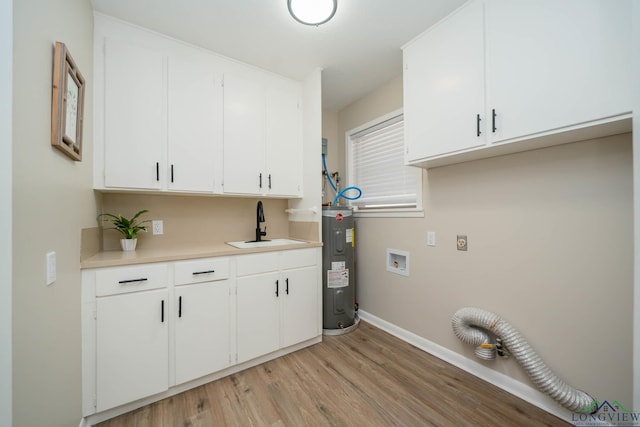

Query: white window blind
[349,114,419,209]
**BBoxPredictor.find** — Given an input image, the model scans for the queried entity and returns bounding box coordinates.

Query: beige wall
[338,75,403,176]
[632,2,640,411]
[327,75,403,205]
[1,0,12,423]
[100,195,291,250]
[321,108,339,205]
[286,68,323,235]
[336,78,634,406]
[12,0,96,425]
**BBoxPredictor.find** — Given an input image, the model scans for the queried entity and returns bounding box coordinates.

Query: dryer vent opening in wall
[387,249,409,276]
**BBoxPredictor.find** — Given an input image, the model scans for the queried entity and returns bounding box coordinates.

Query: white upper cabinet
[403,0,485,162]
[167,52,223,193]
[403,0,632,168]
[100,37,223,193]
[223,75,303,198]
[94,16,303,197]
[266,84,302,197]
[485,0,632,143]
[103,38,164,190]
[222,74,266,195]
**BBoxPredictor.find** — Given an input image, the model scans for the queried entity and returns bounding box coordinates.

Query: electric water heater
[322,206,356,331]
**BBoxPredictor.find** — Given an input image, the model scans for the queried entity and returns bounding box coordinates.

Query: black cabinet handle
[492,109,497,133]
[192,269,215,275]
[259,173,262,189]
[275,279,279,297]
[268,174,272,189]
[156,162,160,181]
[118,278,148,284]
[285,278,289,295]
[171,164,174,183]
[161,300,165,323]
[178,296,182,318]
[476,114,481,137]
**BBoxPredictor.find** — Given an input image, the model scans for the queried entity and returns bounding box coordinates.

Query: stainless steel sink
[225,238,307,249]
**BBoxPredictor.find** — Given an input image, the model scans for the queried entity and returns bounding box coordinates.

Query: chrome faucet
[255,201,267,242]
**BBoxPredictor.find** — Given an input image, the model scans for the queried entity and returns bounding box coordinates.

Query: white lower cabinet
[281,266,318,348]
[237,271,281,363]
[83,248,320,418]
[174,281,231,384]
[96,289,169,412]
[174,257,231,385]
[93,264,170,412]
[236,248,319,363]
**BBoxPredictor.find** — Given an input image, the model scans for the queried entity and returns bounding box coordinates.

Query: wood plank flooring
[96,321,568,426]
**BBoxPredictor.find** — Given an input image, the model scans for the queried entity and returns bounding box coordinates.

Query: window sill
[352,208,425,219]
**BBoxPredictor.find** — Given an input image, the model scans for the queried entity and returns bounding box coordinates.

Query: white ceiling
[91,0,466,111]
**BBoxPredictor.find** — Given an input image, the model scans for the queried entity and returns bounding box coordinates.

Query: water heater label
[346,229,353,243]
[327,269,349,288]
[331,261,345,270]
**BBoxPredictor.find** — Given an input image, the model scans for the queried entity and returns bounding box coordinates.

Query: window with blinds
[348,113,420,210]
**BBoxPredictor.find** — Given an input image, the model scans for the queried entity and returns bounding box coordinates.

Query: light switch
[46,251,56,285]
[427,231,436,247]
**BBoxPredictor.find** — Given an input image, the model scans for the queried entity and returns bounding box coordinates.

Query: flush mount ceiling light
[288,0,337,26]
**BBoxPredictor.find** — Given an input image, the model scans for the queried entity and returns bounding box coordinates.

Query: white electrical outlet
[152,220,164,235]
[427,231,436,247]
[46,251,56,285]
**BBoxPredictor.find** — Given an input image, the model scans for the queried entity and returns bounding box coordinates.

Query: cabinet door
[168,53,222,193]
[175,281,230,385]
[281,266,318,347]
[104,38,164,189]
[265,85,302,197]
[403,0,485,162]
[96,289,168,411]
[236,272,280,363]
[485,0,632,143]
[223,74,265,195]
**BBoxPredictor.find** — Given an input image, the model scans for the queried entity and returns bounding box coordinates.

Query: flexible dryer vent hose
[451,307,595,413]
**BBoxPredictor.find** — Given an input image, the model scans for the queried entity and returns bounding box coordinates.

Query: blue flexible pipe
[322,153,362,206]
[333,186,362,206]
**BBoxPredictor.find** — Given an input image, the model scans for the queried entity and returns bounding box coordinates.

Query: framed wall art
[51,41,85,161]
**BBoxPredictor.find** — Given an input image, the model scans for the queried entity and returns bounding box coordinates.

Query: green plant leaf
[98,209,150,240]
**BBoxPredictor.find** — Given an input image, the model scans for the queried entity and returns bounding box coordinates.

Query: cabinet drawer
[236,252,279,276]
[95,264,168,297]
[174,257,230,285]
[280,248,317,270]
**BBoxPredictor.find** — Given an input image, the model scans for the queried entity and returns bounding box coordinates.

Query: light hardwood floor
[96,321,568,426]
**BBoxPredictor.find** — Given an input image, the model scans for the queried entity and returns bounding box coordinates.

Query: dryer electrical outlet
[457,235,468,251]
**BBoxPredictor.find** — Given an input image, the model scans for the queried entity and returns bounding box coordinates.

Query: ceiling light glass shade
[288,0,337,26]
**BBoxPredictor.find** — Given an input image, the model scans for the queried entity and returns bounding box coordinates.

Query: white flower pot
[120,238,137,252]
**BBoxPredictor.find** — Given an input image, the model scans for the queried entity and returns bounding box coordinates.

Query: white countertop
[81,240,323,269]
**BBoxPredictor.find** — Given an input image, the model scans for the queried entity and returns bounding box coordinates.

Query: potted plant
[99,209,150,251]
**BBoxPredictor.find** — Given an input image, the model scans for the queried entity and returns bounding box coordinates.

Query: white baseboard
[357,310,573,424]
